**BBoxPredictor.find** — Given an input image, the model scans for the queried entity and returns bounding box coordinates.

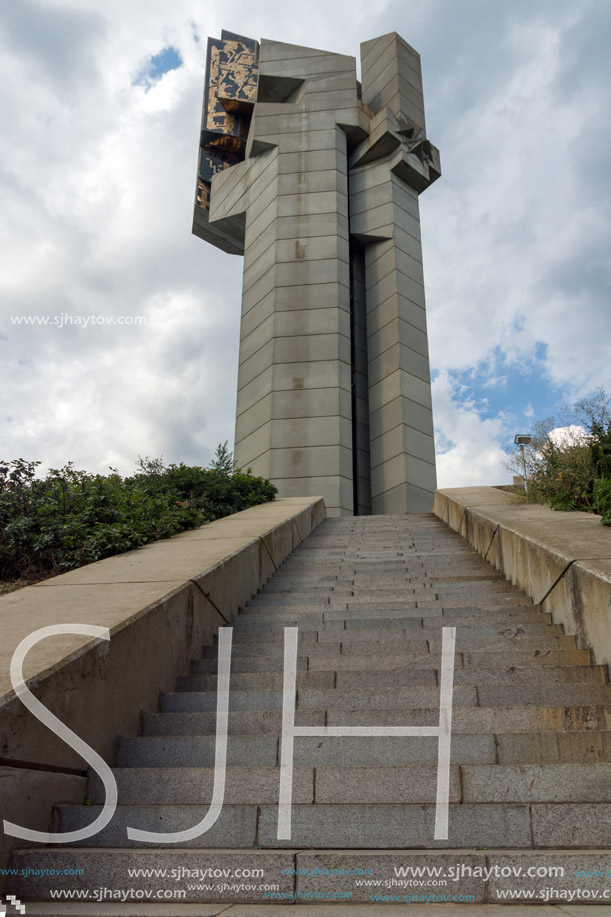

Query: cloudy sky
[1,0,610,488]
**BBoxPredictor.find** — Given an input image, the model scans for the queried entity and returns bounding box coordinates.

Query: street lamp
[514,434,532,492]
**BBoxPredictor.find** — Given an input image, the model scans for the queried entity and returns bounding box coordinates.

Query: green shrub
[593,476,611,525]
[0,447,277,581]
[505,388,611,525]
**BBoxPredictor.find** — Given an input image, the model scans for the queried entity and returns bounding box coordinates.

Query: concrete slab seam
[483,524,500,563]
[258,535,279,574]
[189,580,230,625]
[537,559,577,608]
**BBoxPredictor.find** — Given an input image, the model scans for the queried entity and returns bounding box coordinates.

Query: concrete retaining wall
[434,486,611,670]
[0,496,325,879]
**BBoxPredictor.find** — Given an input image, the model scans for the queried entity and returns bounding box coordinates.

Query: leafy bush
[593,477,611,526]
[505,388,611,525]
[0,446,276,581]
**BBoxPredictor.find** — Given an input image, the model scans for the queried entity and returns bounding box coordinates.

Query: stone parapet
[0,496,325,881]
[433,486,611,670]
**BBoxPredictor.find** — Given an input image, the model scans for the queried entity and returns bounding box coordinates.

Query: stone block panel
[275,235,349,267]
[274,307,351,338]
[368,317,430,361]
[234,420,272,464]
[367,73,426,126]
[241,262,276,308]
[273,281,350,313]
[273,331,351,365]
[366,245,425,289]
[273,133,346,165]
[303,71,359,94]
[235,392,273,442]
[240,290,275,337]
[372,479,436,514]
[242,222,277,273]
[269,416,352,450]
[367,292,427,338]
[369,393,434,440]
[278,190,349,219]
[270,444,353,480]
[361,33,422,86]
[304,88,359,113]
[245,196,277,242]
[239,313,274,363]
[371,450,436,494]
[237,339,274,390]
[276,212,349,241]
[273,359,351,393]
[242,239,277,289]
[271,386,352,421]
[273,474,353,514]
[368,341,430,386]
[369,367,433,413]
[370,422,435,469]
[235,365,273,417]
[278,169,343,196]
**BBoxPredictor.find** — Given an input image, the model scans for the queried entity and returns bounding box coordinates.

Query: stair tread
[9,511,610,903]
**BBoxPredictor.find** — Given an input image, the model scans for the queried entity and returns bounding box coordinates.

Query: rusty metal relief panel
[196,30,259,213]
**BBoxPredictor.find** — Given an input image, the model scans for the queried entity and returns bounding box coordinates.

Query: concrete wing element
[193,32,441,515]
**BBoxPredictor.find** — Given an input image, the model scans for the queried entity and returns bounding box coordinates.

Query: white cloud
[547,425,590,448]
[432,371,510,487]
[422,5,611,391]
[0,0,609,492]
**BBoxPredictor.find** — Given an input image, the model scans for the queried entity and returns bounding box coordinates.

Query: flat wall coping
[435,486,610,563]
[434,486,611,668]
[0,496,324,700]
[0,496,326,883]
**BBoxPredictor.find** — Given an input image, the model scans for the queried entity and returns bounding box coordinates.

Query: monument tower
[193,31,440,515]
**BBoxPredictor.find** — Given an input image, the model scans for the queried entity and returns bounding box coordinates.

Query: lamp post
[514,434,532,493]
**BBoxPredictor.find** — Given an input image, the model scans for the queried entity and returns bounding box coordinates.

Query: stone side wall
[434,486,611,670]
[0,496,325,883]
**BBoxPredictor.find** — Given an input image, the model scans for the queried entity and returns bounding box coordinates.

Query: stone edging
[433,486,611,672]
[0,496,325,877]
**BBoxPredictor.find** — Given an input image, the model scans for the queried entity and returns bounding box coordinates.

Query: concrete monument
[193,30,440,515]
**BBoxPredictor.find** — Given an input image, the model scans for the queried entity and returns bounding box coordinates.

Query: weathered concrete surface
[16,902,605,916]
[8,512,611,909]
[195,34,441,515]
[434,486,611,669]
[0,496,325,884]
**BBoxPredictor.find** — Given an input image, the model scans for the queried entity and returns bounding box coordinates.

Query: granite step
[149,704,611,733]
[297,683,611,710]
[9,511,611,909]
[222,630,578,651]
[161,682,611,713]
[184,664,604,694]
[90,763,611,806]
[193,647,591,674]
[116,733,495,767]
[116,734,278,767]
[87,766,315,805]
[257,580,516,594]
[51,799,611,849]
[245,593,533,607]
[11,847,611,905]
[234,607,546,625]
[230,618,556,635]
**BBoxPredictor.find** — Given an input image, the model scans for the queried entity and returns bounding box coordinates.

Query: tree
[208,441,236,475]
[504,389,611,523]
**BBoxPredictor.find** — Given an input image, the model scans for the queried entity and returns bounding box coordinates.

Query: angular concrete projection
[193,30,441,515]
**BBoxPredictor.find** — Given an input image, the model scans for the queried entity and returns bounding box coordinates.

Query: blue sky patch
[439,343,569,434]
[134,46,183,89]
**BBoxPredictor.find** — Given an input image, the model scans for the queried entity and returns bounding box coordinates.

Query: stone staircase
[9,514,611,910]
